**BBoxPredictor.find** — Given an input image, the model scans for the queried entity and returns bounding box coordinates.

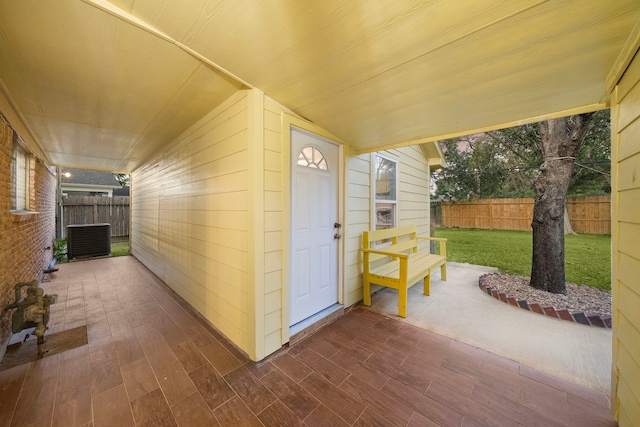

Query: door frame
[281,112,345,345]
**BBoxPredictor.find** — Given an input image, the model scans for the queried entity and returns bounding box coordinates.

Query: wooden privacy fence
[434,196,610,234]
[62,196,130,238]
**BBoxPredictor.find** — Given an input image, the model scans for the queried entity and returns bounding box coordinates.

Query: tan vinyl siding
[374,147,431,245]
[130,87,432,360]
[262,96,287,355]
[611,47,640,425]
[131,90,252,354]
[345,154,372,306]
[391,146,431,237]
[344,146,431,307]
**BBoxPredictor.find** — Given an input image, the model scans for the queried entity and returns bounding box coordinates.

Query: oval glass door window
[297,146,328,170]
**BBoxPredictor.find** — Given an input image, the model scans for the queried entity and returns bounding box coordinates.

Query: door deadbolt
[334,222,342,228]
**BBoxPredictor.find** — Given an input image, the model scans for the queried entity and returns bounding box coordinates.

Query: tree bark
[530,114,593,293]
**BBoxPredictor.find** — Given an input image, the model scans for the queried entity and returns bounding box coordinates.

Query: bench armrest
[416,236,447,257]
[416,236,447,242]
[361,248,410,259]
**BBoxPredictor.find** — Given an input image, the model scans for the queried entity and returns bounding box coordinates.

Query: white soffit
[0,0,244,171]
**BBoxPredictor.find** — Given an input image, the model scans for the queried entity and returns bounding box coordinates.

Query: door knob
[334,233,341,239]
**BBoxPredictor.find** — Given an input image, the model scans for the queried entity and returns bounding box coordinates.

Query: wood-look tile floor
[0,256,616,427]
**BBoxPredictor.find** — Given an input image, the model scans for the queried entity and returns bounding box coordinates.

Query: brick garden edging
[478,274,611,328]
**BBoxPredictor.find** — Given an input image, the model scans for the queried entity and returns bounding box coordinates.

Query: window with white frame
[10,136,29,211]
[373,154,397,230]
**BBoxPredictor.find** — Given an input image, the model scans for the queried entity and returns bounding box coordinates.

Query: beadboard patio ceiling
[0,0,638,172]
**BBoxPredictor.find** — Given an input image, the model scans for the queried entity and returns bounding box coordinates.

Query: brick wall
[0,117,56,356]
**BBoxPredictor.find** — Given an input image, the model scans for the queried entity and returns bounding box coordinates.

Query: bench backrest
[362,225,419,263]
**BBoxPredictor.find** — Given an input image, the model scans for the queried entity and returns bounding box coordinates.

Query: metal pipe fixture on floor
[5,280,57,357]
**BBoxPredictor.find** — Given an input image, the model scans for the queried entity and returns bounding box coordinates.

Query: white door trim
[281,113,345,345]
[290,130,339,325]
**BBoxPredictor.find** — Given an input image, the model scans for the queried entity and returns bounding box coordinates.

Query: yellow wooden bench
[361,225,447,317]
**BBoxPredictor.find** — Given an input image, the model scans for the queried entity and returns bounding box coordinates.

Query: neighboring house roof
[0,1,637,172]
[61,168,121,187]
[61,168,123,196]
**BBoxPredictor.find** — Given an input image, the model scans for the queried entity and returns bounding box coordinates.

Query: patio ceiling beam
[81,0,253,89]
[606,15,640,93]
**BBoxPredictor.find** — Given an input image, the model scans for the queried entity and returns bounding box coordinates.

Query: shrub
[53,238,68,263]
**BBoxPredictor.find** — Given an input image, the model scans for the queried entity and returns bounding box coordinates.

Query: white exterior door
[290,129,340,326]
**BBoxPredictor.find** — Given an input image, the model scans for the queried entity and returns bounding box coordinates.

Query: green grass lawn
[111,241,130,257]
[434,228,611,291]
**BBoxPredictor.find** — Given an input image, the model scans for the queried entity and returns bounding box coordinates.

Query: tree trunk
[530,114,593,294]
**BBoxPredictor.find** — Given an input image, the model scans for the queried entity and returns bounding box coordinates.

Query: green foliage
[433,139,477,199]
[434,228,611,291]
[432,109,610,199]
[113,173,129,187]
[569,110,611,196]
[53,238,68,263]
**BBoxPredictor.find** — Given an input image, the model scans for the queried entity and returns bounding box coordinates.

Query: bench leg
[441,263,447,281]
[423,273,430,296]
[363,278,371,307]
[398,286,407,318]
